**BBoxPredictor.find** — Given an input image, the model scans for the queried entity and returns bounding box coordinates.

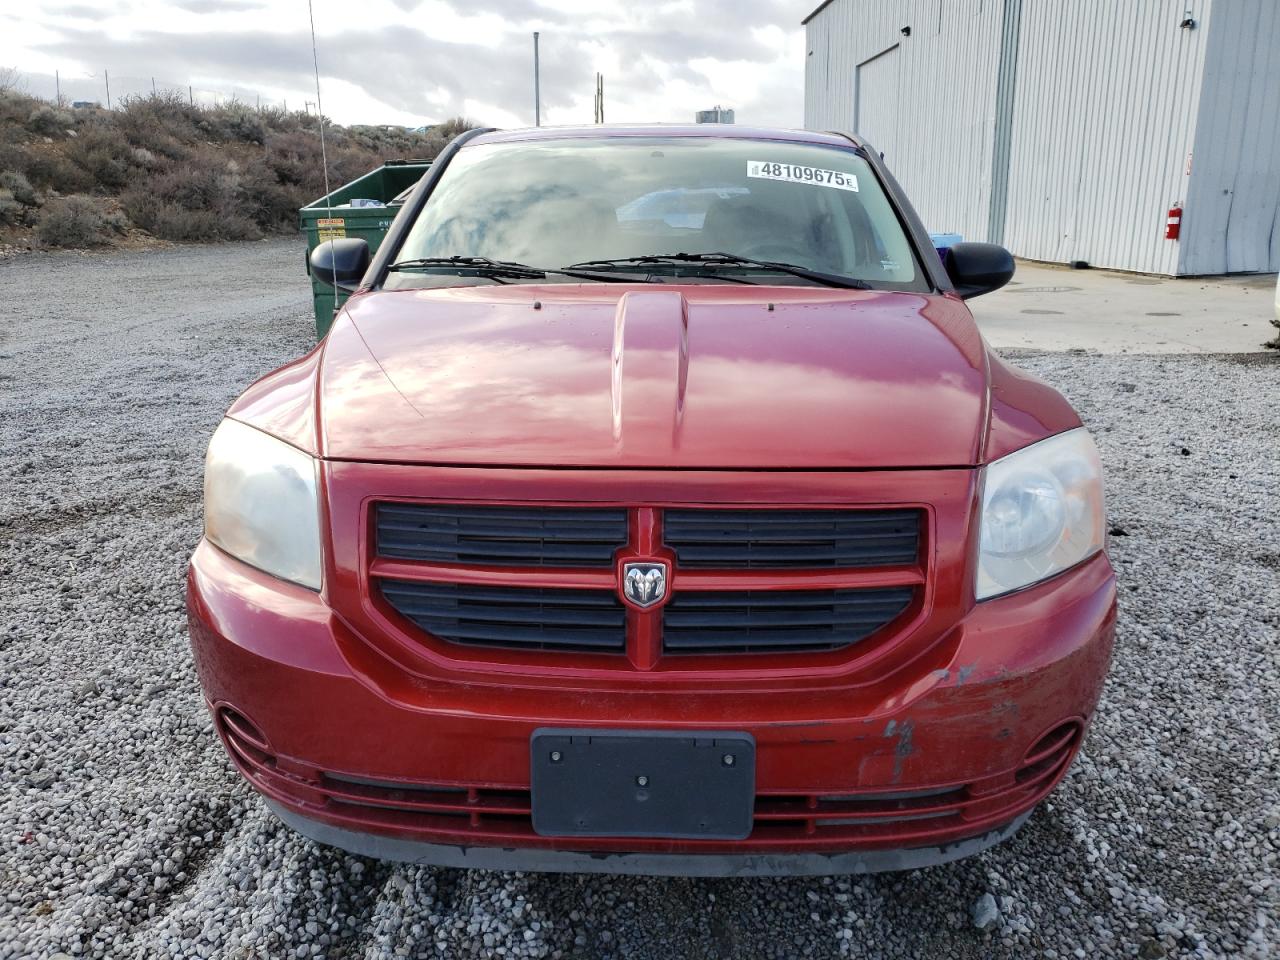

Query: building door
[855,44,900,163]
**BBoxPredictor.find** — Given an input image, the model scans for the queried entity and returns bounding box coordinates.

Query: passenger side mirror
[945,242,1015,299]
[309,238,371,292]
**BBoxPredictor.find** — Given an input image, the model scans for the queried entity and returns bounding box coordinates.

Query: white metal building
[803,0,1280,276]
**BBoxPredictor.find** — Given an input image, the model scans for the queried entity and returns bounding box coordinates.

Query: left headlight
[203,418,322,590]
[976,427,1105,601]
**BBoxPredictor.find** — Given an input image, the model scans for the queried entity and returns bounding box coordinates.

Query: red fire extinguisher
[1165,205,1182,240]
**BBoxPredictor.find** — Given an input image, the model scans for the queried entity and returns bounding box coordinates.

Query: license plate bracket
[530,729,755,840]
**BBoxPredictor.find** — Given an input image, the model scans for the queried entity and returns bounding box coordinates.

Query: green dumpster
[299,159,432,337]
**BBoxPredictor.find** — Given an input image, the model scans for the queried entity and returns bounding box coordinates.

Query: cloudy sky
[6,0,810,129]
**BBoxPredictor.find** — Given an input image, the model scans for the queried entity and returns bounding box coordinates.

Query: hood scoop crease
[611,290,690,452]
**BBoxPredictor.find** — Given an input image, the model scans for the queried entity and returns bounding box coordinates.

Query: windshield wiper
[564,252,873,290]
[386,256,648,284]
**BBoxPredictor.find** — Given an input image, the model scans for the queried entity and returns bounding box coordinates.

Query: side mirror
[945,242,1015,299]
[310,238,371,292]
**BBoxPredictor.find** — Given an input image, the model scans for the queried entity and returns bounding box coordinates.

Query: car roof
[469,124,861,150]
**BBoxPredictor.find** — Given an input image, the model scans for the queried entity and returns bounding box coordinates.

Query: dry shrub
[121,159,260,241]
[37,195,112,247]
[131,146,159,169]
[67,125,139,190]
[0,170,38,205]
[237,156,304,231]
[0,188,19,225]
[28,104,74,136]
[114,93,202,159]
[1,91,479,246]
[198,102,267,144]
[19,147,95,194]
[262,129,319,187]
[0,141,22,173]
[120,197,258,241]
[0,89,41,127]
[327,142,386,190]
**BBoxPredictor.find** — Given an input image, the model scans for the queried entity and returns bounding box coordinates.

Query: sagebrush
[0,87,477,248]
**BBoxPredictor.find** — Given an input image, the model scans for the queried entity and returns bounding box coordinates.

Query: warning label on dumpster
[317,217,346,241]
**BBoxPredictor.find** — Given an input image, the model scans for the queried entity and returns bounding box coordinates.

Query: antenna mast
[307,0,338,318]
[533,32,541,126]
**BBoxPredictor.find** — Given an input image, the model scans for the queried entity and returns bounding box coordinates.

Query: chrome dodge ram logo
[621,562,667,608]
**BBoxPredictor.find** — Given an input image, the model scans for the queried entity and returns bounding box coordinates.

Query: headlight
[203,418,322,590]
[976,428,1105,600]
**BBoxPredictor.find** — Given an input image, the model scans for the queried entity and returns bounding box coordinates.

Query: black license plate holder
[530,729,755,840]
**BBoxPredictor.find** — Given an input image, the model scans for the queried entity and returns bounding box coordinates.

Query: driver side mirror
[945,242,1015,299]
[309,238,371,292]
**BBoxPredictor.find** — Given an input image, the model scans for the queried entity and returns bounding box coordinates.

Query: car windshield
[386,136,928,291]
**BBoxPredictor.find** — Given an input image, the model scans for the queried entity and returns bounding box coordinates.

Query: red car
[188,125,1115,876]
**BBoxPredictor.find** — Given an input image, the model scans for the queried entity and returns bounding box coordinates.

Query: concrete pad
[969,261,1277,354]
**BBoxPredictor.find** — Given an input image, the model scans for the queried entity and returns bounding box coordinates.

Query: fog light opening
[1016,719,1083,785]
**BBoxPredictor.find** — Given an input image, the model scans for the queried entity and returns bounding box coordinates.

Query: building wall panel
[1001,0,1211,276]
[1181,0,1280,274]
[805,0,1005,242]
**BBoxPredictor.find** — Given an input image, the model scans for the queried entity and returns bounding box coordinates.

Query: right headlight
[203,418,323,590]
[976,427,1105,600]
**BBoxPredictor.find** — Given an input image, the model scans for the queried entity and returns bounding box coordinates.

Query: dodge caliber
[187,125,1116,876]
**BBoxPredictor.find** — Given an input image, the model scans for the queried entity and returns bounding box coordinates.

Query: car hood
[310,284,992,469]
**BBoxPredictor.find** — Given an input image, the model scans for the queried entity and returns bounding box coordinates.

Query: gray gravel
[1,239,1277,959]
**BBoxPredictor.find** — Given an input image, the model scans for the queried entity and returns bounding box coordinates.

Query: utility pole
[55,70,61,105]
[593,73,604,123]
[189,85,193,105]
[104,69,111,109]
[533,32,541,126]
[151,76,156,95]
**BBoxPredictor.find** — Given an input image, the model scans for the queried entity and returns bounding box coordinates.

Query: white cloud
[3,0,808,128]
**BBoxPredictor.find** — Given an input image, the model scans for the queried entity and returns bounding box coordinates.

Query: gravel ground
[1,239,1277,960]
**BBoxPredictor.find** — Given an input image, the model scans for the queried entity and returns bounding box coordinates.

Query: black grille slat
[381,583,616,607]
[657,591,909,610]
[674,545,918,565]
[376,504,627,568]
[664,514,914,531]
[380,580,626,652]
[408,622,622,648]
[665,607,907,628]
[386,603,617,628]
[663,588,913,654]
[665,509,921,569]
[377,505,623,525]
[377,539,617,564]
[378,519,624,537]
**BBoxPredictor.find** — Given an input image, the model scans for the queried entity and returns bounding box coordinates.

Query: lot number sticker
[747,161,858,191]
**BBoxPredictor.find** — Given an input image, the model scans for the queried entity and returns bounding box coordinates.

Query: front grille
[664,508,921,568]
[380,580,627,652]
[369,502,926,662]
[662,587,914,653]
[376,504,627,567]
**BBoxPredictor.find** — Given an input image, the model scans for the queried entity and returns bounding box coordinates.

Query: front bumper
[267,800,1033,877]
[187,540,1115,876]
